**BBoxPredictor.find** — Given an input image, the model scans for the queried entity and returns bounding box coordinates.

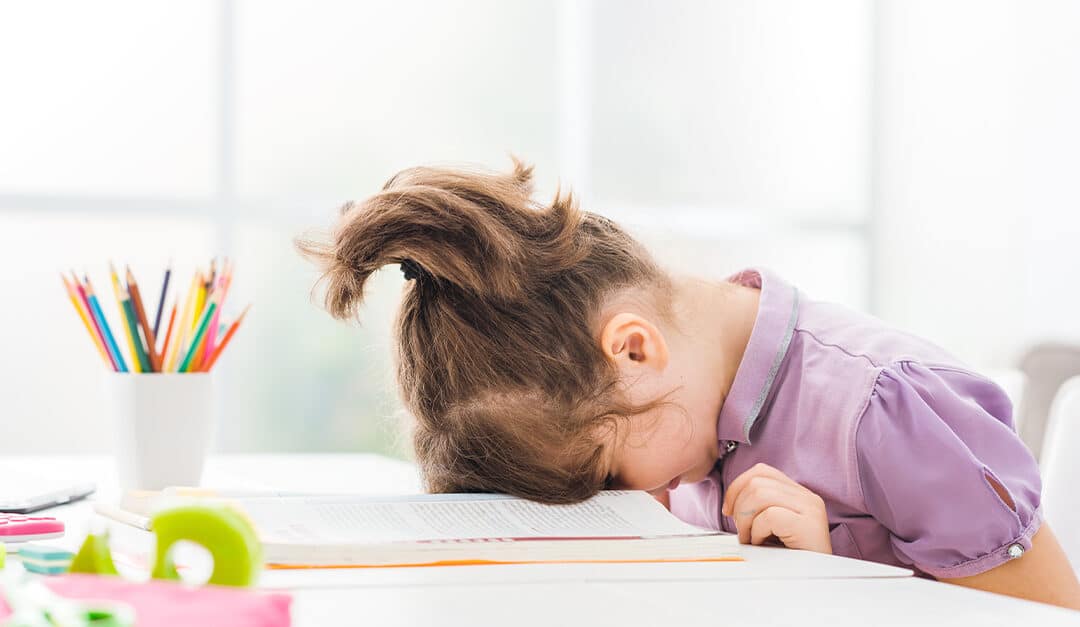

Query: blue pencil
[84,277,129,373]
[153,263,171,338]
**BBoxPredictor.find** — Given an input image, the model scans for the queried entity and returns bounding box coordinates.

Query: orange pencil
[61,273,111,367]
[126,267,161,372]
[159,302,177,357]
[201,304,250,372]
[189,324,209,372]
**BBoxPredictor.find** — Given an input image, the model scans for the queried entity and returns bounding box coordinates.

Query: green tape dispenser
[70,504,262,587]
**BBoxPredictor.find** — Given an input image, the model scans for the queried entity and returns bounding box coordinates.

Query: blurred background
[1,0,1078,461]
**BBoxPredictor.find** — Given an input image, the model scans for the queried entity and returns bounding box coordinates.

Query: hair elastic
[400,259,423,281]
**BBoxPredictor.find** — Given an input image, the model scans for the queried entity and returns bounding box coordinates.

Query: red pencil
[200,304,250,372]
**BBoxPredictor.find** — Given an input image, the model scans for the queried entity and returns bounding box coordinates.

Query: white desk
[4,455,1077,626]
[291,577,1080,627]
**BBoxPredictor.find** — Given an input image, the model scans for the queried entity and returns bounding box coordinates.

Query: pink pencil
[72,271,119,371]
[203,259,233,360]
[201,304,250,372]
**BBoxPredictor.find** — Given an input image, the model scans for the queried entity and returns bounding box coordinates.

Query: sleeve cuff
[919,506,1044,579]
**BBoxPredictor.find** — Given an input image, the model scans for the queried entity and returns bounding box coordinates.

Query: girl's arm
[855,363,1068,605]
[723,464,1080,611]
[941,524,1080,610]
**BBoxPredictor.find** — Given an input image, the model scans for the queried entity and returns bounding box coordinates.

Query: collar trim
[742,286,799,443]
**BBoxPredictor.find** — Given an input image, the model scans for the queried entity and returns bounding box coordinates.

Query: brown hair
[297,159,670,503]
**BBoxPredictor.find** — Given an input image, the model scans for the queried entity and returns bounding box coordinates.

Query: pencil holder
[106,373,215,490]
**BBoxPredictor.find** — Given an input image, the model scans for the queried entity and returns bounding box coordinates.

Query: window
[0,0,871,454]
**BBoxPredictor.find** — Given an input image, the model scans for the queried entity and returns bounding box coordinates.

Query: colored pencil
[75,273,121,371]
[84,276,128,373]
[189,331,208,372]
[159,302,177,358]
[175,270,203,364]
[110,262,141,373]
[178,297,218,373]
[165,273,200,372]
[201,304,249,372]
[187,270,218,371]
[121,288,151,373]
[61,274,111,367]
[126,267,161,372]
[202,277,222,360]
[191,276,206,334]
[204,259,232,361]
[64,261,243,375]
[71,272,118,370]
[152,262,171,337]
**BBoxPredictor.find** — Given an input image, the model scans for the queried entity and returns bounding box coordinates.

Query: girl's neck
[671,275,761,400]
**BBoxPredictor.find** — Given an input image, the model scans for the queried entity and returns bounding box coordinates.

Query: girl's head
[298,159,729,503]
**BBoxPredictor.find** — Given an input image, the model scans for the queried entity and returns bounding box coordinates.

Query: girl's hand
[721,463,832,554]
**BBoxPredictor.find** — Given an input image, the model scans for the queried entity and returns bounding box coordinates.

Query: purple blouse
[669,268,1042,578]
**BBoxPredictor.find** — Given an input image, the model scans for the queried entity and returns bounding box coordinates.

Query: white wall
[1018,1,1080,349]
[0,0,874,453]
[875,0,1080,368]
[2,1,1078,453]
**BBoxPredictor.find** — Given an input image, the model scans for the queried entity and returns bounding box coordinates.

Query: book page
[238,491,714,545]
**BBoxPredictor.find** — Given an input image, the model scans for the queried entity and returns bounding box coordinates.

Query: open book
[98,490,740,568]
[235,491,740,568]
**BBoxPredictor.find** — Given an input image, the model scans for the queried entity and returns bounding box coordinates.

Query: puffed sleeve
[856,361,1042,579]
[669,474,722,531]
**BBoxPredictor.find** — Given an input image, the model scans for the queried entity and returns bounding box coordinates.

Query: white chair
[1017,343,1080,460]
[1040,375,1080,573]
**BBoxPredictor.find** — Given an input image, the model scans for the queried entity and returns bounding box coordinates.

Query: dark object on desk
[0,472,96,513]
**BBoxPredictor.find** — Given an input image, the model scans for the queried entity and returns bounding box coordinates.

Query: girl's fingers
[749,505,801,546]
[721,463,831,553]
[751,505,833,554]
[730,479,809,543]
[722,462,802,517]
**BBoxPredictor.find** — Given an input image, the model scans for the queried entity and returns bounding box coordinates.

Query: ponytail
[297,158,670,503]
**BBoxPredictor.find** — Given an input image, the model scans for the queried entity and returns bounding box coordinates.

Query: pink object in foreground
[0,574,291,627]
[0,513,64,543]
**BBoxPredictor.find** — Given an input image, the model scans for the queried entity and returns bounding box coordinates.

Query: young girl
[298,159,1080,609]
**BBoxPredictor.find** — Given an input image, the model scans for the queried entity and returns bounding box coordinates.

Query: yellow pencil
[61,273,111,366]
[189,273,218,371]
[110,261,141,372]
[191,275,206,334]
[175,270,207,371]
[165,272,200,372]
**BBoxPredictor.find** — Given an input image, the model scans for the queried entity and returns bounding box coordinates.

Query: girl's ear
[599,312,670,373]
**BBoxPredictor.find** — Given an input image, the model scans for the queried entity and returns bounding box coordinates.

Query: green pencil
[178,299,218,373]
[121,293,152,373]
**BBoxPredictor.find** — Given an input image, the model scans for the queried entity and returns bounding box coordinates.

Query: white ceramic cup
[106,373,215,490]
